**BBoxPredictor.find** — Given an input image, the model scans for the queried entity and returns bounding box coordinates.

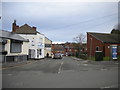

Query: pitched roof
[88,32,120,44]
[0,30,29,42]
[14,24,37,34]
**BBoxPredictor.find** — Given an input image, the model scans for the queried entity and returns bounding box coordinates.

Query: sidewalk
[72,57,83,61]
[72,56,91,63]
[1,60,36,69]
[72,56,119,65]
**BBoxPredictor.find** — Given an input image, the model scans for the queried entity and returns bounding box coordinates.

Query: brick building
[52,44,65,55]
[51,42,86,56]
[64,42,78,56]
[87,29,120,60]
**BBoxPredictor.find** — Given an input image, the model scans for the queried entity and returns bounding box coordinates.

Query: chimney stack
[32,26,36,31]
[12,20,19,32]
[12,20,18,32]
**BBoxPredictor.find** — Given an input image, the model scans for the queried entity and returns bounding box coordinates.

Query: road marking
[7,74,12,76]
[58,61,63,74]
[100,84,119,89]
[83,64,88,66]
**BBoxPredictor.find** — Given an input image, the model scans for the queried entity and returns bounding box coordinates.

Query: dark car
[53,53,62,59]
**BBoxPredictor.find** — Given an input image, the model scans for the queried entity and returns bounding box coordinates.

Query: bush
[117,56,120,61]
[79,54,87,60]
[103,57,110,61]
[88,56,95,61]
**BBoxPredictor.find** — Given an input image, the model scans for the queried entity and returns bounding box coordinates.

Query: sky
[1,1,119,43]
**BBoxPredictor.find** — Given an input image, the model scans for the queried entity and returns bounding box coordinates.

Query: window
[40,49,42,55]
[45,44,51,47]
[37,49,42,57]
[10,40,22,53]
[31,41,34,46]
[96,46,99,51]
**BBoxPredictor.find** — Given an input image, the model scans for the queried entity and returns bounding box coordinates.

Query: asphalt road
[2,56,119,88]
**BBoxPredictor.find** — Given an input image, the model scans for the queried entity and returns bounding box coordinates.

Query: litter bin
[95,51,103,61]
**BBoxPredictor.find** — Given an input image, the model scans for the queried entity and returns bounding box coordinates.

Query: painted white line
[7,74,12,76]
[83,64,88,66]
[58,61,63,74]
[100,84,118,88]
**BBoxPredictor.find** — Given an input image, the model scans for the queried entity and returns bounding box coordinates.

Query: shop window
[10,40,22,53]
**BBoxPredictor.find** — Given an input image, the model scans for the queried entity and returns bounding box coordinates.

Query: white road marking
[100,84,118,88]
[83,64,88,66]
[58,61,63,74]
[7,74,12,76]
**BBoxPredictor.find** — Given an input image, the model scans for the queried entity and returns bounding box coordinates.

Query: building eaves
[87,32,119,44]
[0,30,29,42]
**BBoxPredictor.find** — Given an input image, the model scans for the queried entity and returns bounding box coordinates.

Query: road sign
[112,45,117,59]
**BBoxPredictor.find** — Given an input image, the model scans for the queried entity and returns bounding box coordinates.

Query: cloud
[2,2,118,42]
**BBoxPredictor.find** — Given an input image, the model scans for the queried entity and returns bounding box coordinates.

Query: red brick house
[51,43,79,56]
[64,42,78,56]
[87,29,120,60]
[52,44,65,55]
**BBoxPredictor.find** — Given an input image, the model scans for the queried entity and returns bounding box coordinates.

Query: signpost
[111,45,117,60]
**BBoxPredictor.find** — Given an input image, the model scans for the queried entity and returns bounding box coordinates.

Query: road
[2,56,119,88]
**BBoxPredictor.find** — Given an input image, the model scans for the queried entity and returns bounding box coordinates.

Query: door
[29,49,35,59]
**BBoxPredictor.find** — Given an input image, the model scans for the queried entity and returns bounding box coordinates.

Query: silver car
[53,53,62,59]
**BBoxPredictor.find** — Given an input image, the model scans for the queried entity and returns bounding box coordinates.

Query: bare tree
[73,33,86,44]
[73,33,86,57]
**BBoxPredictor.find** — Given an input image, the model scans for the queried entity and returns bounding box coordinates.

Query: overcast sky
[1,1,118,43]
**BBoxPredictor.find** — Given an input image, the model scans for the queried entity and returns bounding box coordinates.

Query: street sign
[112,45,117,59]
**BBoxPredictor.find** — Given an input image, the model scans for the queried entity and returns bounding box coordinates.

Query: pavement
[1,60,40,69]
[2,56,119,88]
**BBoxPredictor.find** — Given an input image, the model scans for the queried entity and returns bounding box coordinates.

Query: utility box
[95,51,103,61]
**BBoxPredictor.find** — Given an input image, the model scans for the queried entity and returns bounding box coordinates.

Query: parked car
[53,53,63,59]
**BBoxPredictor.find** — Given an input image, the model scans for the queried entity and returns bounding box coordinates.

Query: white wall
[19,33,45,59]
[5,39,29,56]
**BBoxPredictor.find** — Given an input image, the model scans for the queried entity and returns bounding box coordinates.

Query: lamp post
[90,38,92,59]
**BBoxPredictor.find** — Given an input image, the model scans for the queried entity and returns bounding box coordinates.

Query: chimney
[32,26,36,31]
[12,20,18,32]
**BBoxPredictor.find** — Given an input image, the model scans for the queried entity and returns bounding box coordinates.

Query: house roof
[14,24,37,34]
[0,30,29,42]
[88,32,120,44]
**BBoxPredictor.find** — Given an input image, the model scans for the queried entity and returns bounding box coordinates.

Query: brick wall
[87,33,120,58]
[87,33,104,57]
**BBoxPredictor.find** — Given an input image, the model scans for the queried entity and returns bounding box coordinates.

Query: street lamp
[89,38,92,59]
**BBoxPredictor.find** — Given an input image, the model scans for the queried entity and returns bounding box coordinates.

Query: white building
[19,33,45,59]
[12,20,45,59]
[0,30,29,62]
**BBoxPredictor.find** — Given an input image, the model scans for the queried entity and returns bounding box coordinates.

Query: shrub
[117,56,120,61]
[88,56,95,61]
[103,57,110,61]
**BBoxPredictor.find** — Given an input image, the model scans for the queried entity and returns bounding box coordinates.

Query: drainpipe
[90,38,92,59]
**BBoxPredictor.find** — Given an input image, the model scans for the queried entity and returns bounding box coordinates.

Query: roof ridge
[87,32,110,34]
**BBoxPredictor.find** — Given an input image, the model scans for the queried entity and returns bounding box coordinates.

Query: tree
[73,33,86,57]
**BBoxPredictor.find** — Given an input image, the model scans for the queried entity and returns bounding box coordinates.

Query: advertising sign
[38,42,44,48]
[112,45,117,59]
